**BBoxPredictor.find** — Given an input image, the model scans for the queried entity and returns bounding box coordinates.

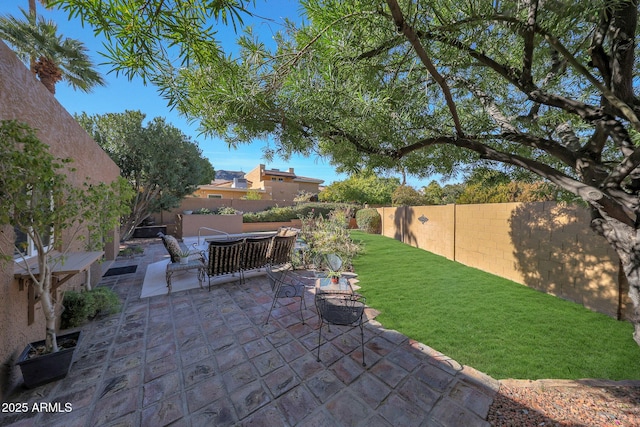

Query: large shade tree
[319,172,400,205]
[76,111,216,241]
[49,0,640,346]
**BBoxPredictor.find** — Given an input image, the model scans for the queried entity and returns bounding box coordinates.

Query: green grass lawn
[350,231,640,380]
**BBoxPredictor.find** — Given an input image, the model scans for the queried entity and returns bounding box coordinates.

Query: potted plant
[178,249,191,264]
[326,269,342,284]
[0,121,132,388]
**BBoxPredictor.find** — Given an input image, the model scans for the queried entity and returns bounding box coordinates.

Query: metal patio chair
[206,239,244,290]
[241,236,273,284]
[264,267,307,325]
[315,292,366,366]
[268,234,298,271]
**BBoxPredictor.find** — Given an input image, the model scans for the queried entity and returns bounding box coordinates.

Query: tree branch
[520,0,539,86]
[385,0,465,137]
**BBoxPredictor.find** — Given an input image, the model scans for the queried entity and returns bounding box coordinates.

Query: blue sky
[1,1,436,188]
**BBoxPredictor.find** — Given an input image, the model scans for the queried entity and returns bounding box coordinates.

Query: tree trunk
[34,56,62,94]
[592,216,640,346]
[617,252,640,346]
[38,265,59,353]
[120,218,139,242]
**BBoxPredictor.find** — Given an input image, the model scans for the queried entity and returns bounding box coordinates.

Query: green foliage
[422,180,445,205]
[299,209,361,271]
[76,110,216,240]
[456,181,558,204]
[391,185,425,206]
[293,190,315,203]
[217,206,238,215]
[355,208,381,234]
[243,189,262,200]
[0,120,130,351]
[351,232,640,380]
[319,173,400,205]
[242,202,358,223]
[192,208,214,215]
[47,0,249,84]
[0,7,105,93]
[0,120,131,261]
[61,287,121,329]
[118,245,144,257]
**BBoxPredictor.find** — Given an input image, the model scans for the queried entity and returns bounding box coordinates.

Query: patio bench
[205,230,299,289]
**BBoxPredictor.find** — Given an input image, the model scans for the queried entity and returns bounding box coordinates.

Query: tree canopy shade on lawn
[76,111,216,241]
[48,0,640,346]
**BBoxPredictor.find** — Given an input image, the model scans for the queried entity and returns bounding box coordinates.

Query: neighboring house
[192,164,324,202]
[0,41,121,399]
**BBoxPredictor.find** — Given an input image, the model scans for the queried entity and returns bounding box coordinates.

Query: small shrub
[299,209,361,271]
[90,287,121,316]
[243,189,262,200]
[61,287,121,329]
[61,290,94,329]
[193,208,214,214]
[217,206,238,215]
[356,208,381,234]
[118,245,144,257]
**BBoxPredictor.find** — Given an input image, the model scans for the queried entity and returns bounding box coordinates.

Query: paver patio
[1,239,499,426]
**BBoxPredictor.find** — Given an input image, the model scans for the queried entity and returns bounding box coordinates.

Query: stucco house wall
[0,41,121,399]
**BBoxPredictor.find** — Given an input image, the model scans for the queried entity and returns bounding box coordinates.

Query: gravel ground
[486,380,640,426]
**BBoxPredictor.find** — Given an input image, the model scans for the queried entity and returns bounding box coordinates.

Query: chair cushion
[163,235,183,263]
[276,227,299,237]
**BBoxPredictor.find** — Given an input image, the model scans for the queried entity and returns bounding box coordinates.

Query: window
[13,188,54,259]
[14,225,52,259]
[207,194,223,199]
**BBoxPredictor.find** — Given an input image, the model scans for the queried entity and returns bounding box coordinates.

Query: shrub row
[242,202,360,223]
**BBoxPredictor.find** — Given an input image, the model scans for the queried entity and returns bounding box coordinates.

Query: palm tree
[0,8,105,94]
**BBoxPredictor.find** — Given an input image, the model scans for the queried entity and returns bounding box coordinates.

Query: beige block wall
[0,41,121,399]
[379,201,625,320]
[151,198,286,228]
[378,205,456,260]
[176,214,244,238]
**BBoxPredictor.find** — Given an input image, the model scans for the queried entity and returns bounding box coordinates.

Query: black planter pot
[16,331,81,388]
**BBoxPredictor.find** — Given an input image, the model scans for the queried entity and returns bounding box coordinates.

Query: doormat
[103,265,137,277]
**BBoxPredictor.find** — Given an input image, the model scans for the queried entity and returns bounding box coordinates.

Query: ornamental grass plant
[351,231,640,380]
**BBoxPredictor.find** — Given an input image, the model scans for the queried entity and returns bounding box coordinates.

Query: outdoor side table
[166,260,205,294]
[315,276,353,295]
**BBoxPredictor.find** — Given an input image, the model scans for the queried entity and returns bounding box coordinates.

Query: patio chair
[158,232,206,294]
[268,233,298,272]
[241,236,273,284]
[315,292,366,366]
[206,239,244,290]
[264,267,307,325]
[158,232,204,263]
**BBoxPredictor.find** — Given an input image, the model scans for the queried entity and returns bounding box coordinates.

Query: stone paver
[0,240,499,426]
